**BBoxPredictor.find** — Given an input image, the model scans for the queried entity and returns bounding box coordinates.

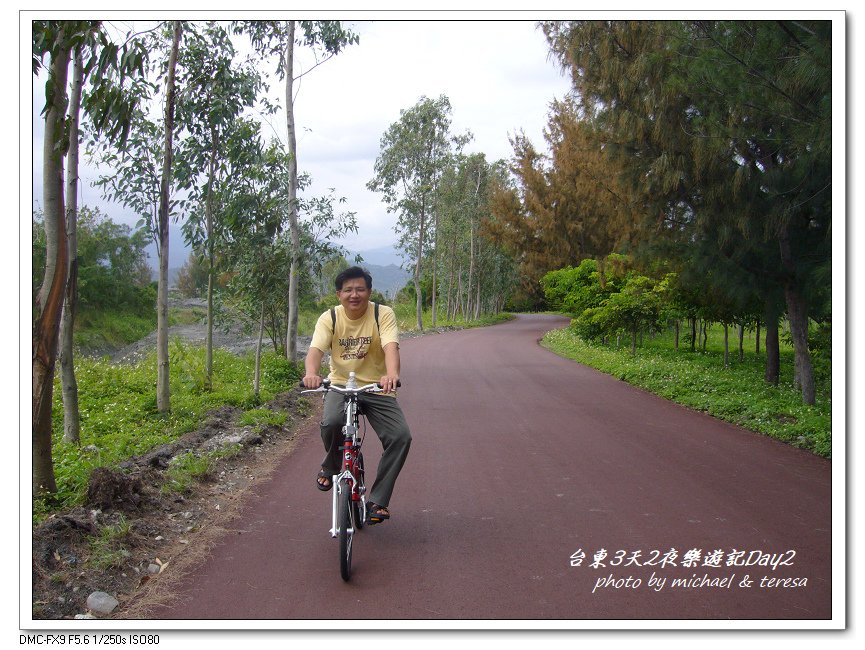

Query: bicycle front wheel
[338,479,353,581]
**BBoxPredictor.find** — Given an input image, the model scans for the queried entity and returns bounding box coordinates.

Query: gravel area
[110,297,312,363]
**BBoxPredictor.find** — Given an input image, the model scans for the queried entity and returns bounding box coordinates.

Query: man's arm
[303,346,325,388]
[380,342,401,393]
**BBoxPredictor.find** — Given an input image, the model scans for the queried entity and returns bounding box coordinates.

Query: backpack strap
[331,303,380,334]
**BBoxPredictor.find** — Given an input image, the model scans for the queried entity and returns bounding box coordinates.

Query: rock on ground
[86,591,119,615]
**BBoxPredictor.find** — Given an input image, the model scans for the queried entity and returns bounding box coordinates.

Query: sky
[30,18,573,268]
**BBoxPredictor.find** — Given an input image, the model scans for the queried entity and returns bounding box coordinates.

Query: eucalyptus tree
[436,156,475,320]
[368,95,466,330]
[435,153,516,320]
[92,21,182,413]
[216,128,287,372]
[153,20,183,412]
[33,20,148,494]
[174,22,266,389]
[233,20,359,361]
[220,132,358,386]
[33,23,72,495]
[91,108,162,225]
[59,47,84,444]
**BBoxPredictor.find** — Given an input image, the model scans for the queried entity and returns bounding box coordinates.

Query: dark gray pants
[320,391,412,508]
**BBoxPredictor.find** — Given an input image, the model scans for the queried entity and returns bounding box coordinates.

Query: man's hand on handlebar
[302,375,323,389]
[378,375,400,394]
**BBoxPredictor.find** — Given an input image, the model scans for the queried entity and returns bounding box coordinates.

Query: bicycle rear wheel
[338,479,353,581]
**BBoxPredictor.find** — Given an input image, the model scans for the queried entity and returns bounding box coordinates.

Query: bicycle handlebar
[298,378,401,394]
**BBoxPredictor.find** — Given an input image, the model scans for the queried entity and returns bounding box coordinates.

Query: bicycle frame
[301,373,384,536]
[330,394,365,537]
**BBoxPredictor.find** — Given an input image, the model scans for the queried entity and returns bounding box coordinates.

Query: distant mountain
[353,244,404,267]
[363,263,411,301]
[143,242,410,297]
[348,245,410,300]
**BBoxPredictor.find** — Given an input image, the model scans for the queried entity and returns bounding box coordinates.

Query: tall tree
[235,20,359,361]
[33,23,72,496]
[156,21,183,412]
[436,153,517,320]
[59,47,84,444]
[367,95,462,330]
[33,20,147,494]
[175,22,265,389]
[89,22,180,413]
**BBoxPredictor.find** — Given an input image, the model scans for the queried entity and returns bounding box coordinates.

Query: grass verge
[38,342,303,522]
[391,303,514,332]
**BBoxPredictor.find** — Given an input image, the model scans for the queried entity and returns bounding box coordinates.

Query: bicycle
[300,371,399,581]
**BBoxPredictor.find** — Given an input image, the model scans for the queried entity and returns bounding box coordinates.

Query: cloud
[29,18,571,259]
[290,20,569,248]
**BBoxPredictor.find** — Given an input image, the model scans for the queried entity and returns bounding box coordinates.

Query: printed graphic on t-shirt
[338,335,373,361]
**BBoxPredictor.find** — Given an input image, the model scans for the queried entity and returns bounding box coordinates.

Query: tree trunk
[446,235,457,320]
[785,287,815,404]
[157,21,182,413]
[33,32,71,496]
[431,199,439,328]
[285,20,301,361]
[764,303,780,386]
[690,317,696,352]
[778,226,816,405]
[414,195,426,331]
[254,302,265,397]
[454,263,466,320]
[467,218,475,321]
[454,265,463,320]
[738,323,745,362]
[60,47,83,445]
[756,319,761,355]
[204,134,218,391]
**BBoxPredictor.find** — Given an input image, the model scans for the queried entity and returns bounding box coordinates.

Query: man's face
[337,277,371,318]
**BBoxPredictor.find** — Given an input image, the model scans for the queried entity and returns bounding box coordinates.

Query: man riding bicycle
[302,266,412,525]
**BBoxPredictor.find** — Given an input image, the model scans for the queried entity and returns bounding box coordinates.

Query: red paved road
[143,314,834,622]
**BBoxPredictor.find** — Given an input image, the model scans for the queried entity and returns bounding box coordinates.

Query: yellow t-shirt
[310,302,399,390]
